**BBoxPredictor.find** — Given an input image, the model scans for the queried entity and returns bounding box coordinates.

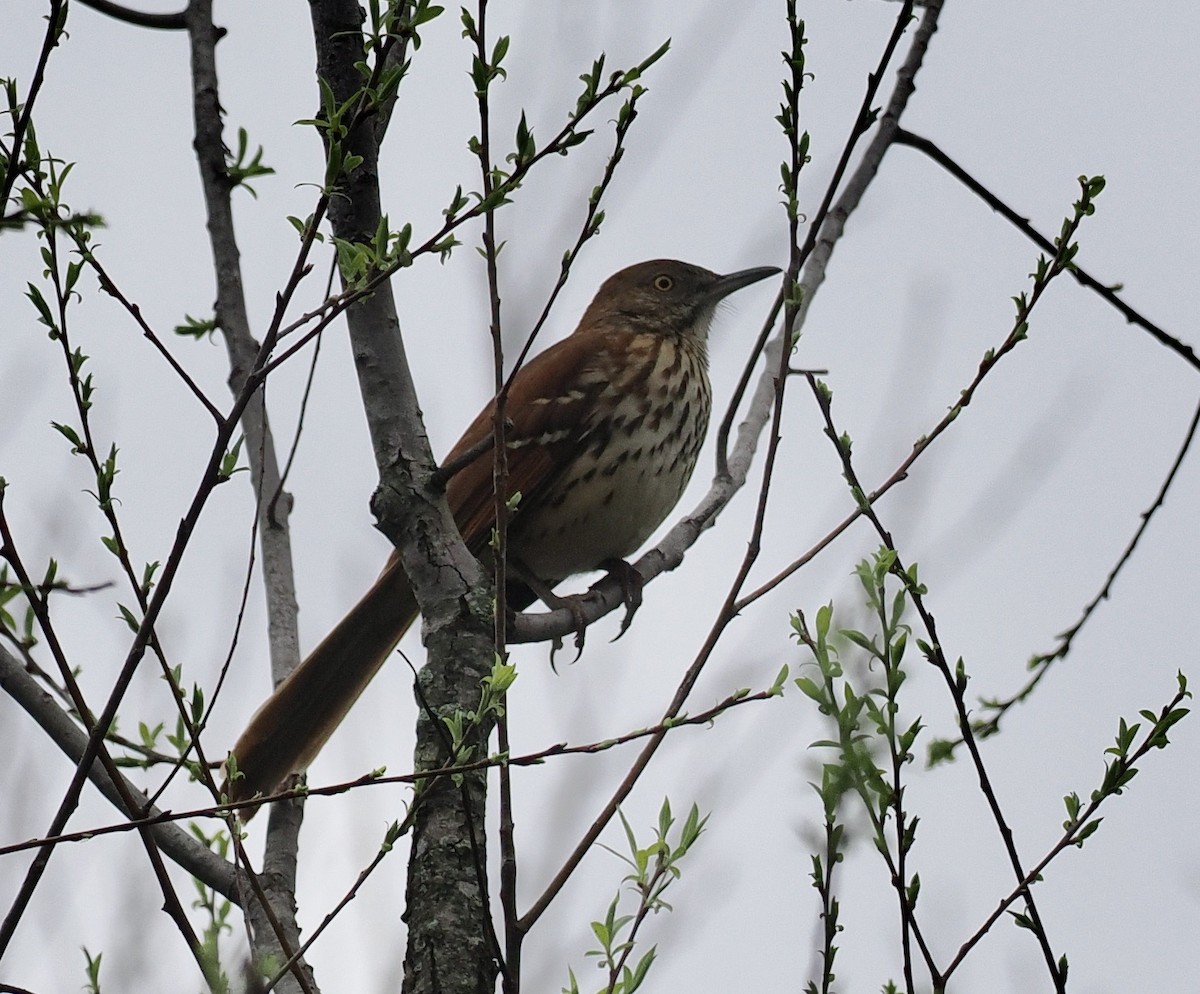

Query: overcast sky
[2,2,1199,993]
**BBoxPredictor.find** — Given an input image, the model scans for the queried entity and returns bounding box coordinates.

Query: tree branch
[184,1,310,988]
[77,0,187,30]
[305,4,497,993]
[0,645,238,898]
[893,128,1200,374]
[519,0,944,934]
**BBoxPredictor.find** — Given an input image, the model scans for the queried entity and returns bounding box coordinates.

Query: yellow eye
[653,275,674,292]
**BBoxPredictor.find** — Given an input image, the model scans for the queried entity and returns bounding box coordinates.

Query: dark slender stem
[261,830,395,993]
[946,685,1189,975]
[874,593,917,994]
[77,0,187,29]
[0,645,238,894]
[0,509,206,972]
[799,178,1105,988]
[0,681,775,851]
[0,0,65,211]
[794,611,939,984]
[91,257,224,420]
[269,258,335,520]
[520,0,936,934]
[470,1,520,986]
[893,128,1200,375]
[715,294,784,479]
[805,363,1066,989]
[0,9,285,941]
[951,393,1200,746]
[36,158,221,798]
[717,0,920,464]
[818,816,840,993]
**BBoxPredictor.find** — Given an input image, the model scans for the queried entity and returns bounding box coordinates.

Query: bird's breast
[508,335,711,583]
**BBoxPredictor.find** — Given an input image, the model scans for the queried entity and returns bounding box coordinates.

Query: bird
[224,259,780,810]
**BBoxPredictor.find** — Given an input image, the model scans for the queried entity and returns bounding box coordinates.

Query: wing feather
[445,329,610,554]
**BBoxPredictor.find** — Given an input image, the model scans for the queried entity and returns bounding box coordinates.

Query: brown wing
[226,329,614,807]
[444,328,610,554]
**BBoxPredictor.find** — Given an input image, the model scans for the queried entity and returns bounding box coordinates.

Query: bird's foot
[548,559,644,667]
[593,557,644,640]
[505,562,589,668]
[511,558,645,669]
[539,588,590,670]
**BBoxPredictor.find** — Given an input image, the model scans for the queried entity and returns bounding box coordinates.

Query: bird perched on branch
[225,259,780,811]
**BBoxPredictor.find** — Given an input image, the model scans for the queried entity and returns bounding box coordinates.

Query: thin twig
[893,128,1200,375]
[0,644,238,893]
[0,0,65,211]
[805,374,1065,989]
[797,173,1107,985]
[519,0,937,934]
[465,1,522,984]
[0,680,778,856]
[76,0,187,30]
[268,256,336,521]
[0,512,206,969]
[948,393,1200,747]
[944,682,1190,977]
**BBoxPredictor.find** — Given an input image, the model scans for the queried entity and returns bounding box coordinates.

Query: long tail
[224,552,418,810]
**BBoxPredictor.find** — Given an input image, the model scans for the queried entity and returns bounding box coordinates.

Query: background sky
[2,2,1199,992]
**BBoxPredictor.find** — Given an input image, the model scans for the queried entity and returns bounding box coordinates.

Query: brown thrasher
[226,259,779,808]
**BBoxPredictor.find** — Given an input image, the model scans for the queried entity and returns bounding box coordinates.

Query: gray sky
[2,2,1198,992]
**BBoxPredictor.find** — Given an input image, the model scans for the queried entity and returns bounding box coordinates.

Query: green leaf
[926,737,955,767]
[905,872,920,906]
[770,663,790,694]
[491,35,510,69]
[81,946,103,994]
[1062,791,1081,823]
[141,560,161,595]
[116,603,139,633]
[1008,909,1034,931]
[1074,817,1103,846]
[459,7,477,41]
[175,313,219,341]
[815,602,833,639]
[217,434,247,482]
[633,38,671,77]
[26,283,56,330]
[842,628,876,655]
[50,421,84,452]
[138,721,163,749]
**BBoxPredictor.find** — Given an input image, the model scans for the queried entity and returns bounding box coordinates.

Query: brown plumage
[225,259,779,810]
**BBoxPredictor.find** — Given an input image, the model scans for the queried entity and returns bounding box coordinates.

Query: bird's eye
[653,275,674,292]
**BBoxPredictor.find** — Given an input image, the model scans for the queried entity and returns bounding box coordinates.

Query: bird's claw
[548,597,590,672]
[594,558,644,641]
[541,559,644,671]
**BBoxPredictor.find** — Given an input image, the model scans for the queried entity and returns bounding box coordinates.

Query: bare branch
[185,0,311,987]
[77,0,187,30]
[306,4,495,992]
[0,644,238,898]
[894,128,1200,374]
[0,680,779,849]
[948,393,1200,748]
[0,0,65,211]
[519,0,943,934]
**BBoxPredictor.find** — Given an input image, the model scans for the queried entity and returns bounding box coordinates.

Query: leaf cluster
[564,799,707,994]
